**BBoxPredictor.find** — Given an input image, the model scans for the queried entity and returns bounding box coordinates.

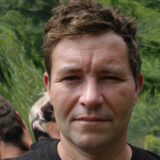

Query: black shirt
[6,138,160,160]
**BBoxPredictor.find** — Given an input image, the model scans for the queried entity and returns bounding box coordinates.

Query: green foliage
[0,25,44,127]
[128,90,160,154]
[134,0,160,12]
[144,134,160,154]
[0,0,59,139]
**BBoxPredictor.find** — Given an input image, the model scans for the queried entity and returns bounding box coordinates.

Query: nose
[79,79,103,109]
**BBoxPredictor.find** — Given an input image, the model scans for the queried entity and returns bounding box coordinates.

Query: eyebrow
[55,67,82,78]
[55,66,127,79]
[99,68,126,76]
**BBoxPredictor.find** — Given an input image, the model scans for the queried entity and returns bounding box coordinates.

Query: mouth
[73,116,111,125]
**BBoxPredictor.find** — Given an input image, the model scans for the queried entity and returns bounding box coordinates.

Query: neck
[1,142,28,159]
[58,135,132,160]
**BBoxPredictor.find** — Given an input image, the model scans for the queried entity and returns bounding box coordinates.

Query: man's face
[44,31,143,150]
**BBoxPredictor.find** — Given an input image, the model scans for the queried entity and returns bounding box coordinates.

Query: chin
[73,134,113,150]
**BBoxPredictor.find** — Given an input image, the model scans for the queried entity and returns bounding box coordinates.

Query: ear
[15,112,26,129]
[44,72,51,100]
[133,72,143,106]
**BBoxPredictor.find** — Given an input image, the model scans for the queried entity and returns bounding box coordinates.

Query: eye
[63,76,81,81]
[101,76,121,81]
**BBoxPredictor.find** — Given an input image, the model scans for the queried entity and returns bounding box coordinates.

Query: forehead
[51,31,129,74]
[53,31,127,53]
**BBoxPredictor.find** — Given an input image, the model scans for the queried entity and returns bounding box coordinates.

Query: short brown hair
[43,0,141,83]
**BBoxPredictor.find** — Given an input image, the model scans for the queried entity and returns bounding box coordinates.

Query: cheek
[104,84,135,119]
[50,85,78,122]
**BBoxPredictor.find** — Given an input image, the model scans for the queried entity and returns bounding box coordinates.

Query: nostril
[79,79,103,108]
[79,93,103,109]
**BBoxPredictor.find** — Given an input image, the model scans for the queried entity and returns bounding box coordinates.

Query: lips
[74,116,111,122]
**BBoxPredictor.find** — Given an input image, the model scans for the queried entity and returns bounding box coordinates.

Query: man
[15,0,159,159]
[0,96,32,160]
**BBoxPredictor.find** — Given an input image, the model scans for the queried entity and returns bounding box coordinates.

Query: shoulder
[16,138,60,160]
[130,145,160,160]
[31,138,59,150]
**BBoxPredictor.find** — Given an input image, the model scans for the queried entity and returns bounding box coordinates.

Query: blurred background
[0,0,160,154]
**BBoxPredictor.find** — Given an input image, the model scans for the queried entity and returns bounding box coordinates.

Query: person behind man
[29,92,60,142]
[0,96,32,160]
[14,0,160,159]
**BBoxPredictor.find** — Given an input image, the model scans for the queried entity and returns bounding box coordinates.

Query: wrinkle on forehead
[52,31,130,77]
[54,31,127,52]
